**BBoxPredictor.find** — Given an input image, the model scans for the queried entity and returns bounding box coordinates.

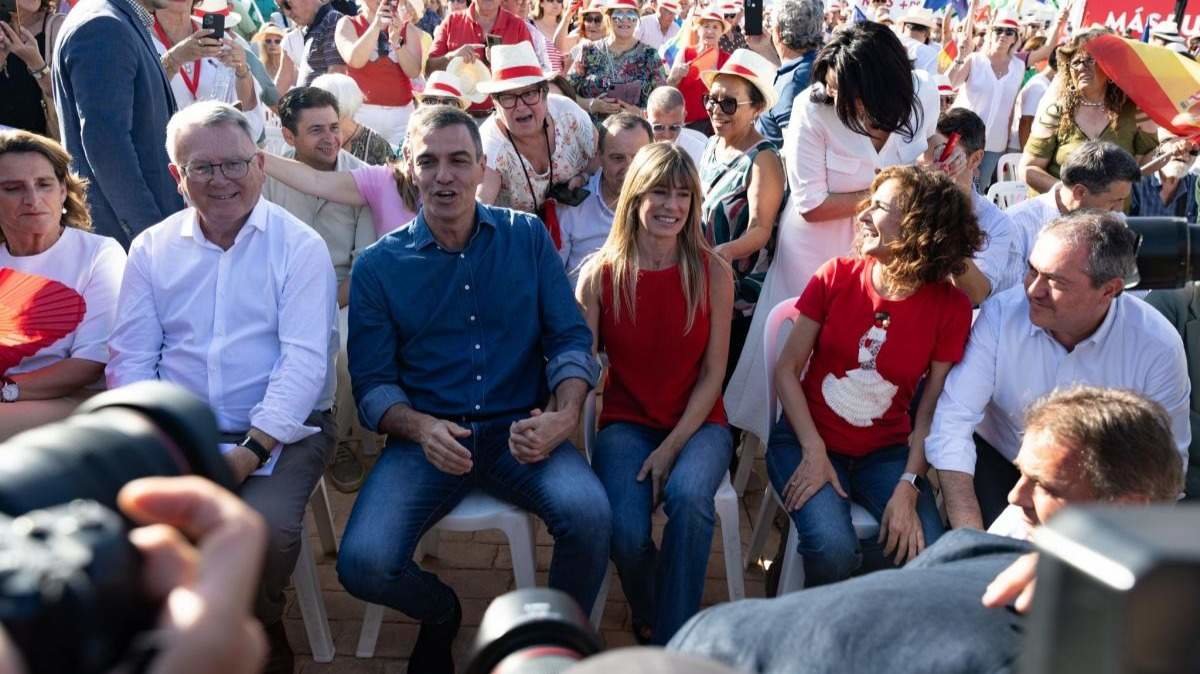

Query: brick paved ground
[282,454,781,673]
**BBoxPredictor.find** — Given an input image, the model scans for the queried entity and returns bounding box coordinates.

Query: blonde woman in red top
[577,142,734,646]
[334,0,423,147]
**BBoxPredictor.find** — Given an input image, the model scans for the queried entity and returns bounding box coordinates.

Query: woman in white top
[153,0,266,140]
[0,131,126,440]
[946,12,1025,192]
[724,22,938,447]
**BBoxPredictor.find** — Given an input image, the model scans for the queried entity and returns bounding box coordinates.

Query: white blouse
[151,30,266,141]
[952,53,1025,153]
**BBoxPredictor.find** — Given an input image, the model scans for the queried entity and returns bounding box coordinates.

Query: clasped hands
[417,405,578,475]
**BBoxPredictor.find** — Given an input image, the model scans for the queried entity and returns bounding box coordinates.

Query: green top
[1026,99,1158,180]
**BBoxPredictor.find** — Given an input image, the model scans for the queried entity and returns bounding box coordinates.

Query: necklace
[1078,98,1106,108]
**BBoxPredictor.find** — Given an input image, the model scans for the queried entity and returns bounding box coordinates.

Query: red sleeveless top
[598,262,727,430]
[347,15,414,107]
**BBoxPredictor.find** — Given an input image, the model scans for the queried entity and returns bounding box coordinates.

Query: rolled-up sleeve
[785,97,829,214]
[250,236,338,444]
[534,220,599,392]
[925,298,1002,475]
[348,252,412,431]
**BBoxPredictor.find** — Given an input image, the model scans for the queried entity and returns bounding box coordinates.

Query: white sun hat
[700,48,780,109]
[475,43,554,94]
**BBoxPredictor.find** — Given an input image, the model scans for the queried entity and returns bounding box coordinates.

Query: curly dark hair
[1054,28,1126,142]
[859,165,984,294]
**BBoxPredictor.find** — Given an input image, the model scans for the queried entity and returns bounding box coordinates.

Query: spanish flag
[1086,35,1200,137]
[937,40,958,72]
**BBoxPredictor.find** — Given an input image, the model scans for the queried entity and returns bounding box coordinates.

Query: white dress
[723,72,939,442]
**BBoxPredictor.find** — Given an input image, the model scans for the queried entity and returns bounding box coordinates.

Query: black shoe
[408,595,463,674]
[261,620,294,674]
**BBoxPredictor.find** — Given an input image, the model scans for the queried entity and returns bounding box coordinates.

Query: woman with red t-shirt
[334,0,423,147]
[767,165,983,588]
[665,7,730,136]
[577,143,734,645]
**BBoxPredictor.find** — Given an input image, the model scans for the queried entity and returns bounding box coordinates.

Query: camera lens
[0,381,234,517]
[467,588,602,674]
[1126,217,1200,290]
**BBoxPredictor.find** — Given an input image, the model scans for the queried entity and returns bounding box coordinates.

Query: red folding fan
[0,268,87,373]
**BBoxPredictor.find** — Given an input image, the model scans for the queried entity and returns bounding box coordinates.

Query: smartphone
[744,0,762,36]
[547,182,590,207]
[0,0,15,24]
[202,13,225,40]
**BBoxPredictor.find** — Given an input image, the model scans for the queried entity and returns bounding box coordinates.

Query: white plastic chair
[996,152,1022,183]
[355,490,538,658]
[582,391,746,631]
[744,298,880,595]
[294,476,338,663]
[986,180,1029,210]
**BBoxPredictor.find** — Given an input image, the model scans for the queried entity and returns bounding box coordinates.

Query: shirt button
[464,284,470,290]
[475,344,481,349]
[475,375,482,381]
[460,253,465,259]
[474,404,481,410]
[469,315,476,321]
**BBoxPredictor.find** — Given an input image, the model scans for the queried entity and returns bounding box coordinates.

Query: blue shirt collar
[409,202,499,251]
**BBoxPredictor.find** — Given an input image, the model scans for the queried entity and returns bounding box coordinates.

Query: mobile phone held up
[744,0,763,36]
[202,13,225,40]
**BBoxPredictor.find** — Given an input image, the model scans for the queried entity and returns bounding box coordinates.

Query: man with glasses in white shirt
[925,210,1191,531]
[107,101,338,674]
[647,86,708,167]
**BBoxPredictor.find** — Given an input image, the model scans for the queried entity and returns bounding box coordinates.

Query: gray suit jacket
[1145,284,1200,500]
[52,0,184,248]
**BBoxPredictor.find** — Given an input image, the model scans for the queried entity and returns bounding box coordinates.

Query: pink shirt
[351,164,418,238]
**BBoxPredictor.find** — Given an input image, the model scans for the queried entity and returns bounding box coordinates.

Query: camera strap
[505,121,562,249]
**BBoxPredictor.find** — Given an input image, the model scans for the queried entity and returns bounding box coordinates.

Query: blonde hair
[579,143,723,333]
[0,130,92,244]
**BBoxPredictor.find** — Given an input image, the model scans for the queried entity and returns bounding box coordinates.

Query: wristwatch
[238,433,272,468]
[899,472,921,492]
[0,377,19,403]
[28,64,50,80]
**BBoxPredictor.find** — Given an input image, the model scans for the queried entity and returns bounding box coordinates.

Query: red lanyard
[153,18,203,99]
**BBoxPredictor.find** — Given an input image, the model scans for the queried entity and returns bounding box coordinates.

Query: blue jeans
[336,413,612,622]
[765,418,944,587]
[976,150,1003,194]
[591,422,733,645]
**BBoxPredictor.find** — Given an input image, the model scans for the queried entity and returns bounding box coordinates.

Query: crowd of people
[1,0,1198,671]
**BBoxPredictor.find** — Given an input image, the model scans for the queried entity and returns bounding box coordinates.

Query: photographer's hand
[119,476,269,674]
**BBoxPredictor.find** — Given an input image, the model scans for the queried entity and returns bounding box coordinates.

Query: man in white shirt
[635,0,680,49]
[647,86,708,167]
[922,108,1018,304]
[926,210,1190,531]
[559,113,651,284]
[107,101,339,674]
[264,86,377,493]
[1005,141,1141,289]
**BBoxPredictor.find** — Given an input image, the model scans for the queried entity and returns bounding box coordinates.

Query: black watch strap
[239,434,272,467]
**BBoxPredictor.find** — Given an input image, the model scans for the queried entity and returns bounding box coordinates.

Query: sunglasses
[495,84,547,109]
[583,13,603,22]
[903,22,928,32]
[992,27,1017,36]
[702,94,749,115]
[264,37,282,43]
[722,12,736,19]
[610,9,639,21]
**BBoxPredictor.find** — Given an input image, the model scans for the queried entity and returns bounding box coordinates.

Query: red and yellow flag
[1086,35,1200,137]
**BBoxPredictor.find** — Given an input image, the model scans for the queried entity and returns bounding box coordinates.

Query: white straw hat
[701,48,779,109]
[900,7,935,29]
[446,56,493,104]
[192,0,242,28]
[417,71,472,107]
[475,43,554,94]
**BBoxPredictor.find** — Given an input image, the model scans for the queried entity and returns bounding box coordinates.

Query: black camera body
[0,382,233,674]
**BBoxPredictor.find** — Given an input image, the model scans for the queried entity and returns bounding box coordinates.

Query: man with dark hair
[336,105,611,673]
[670,385,1184,674]
[926,210,1190,529]
[924,108,1018,303]
[264,86,376,493]
[559,112,652,285]
[1006,140,1141,272]
[755,0,823,147]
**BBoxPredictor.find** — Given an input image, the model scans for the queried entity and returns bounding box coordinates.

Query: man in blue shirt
[337,105,611,674]
[755,0,823,147]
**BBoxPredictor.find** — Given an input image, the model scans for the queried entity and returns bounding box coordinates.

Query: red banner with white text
[1081,0,1200,37]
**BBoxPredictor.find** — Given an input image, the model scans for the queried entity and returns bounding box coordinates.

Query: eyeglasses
[992,27,1017,37]
[494,85,547,109]
[182,156,257,181]
[1070,56,1096,70]
[422,96,464,107]
[610,9,639,21]
[263,37,282,44]
[903,22,928,32]
[722,12,736,19]
[583,13,603,22]
[651,123,683,134]
[702,94,749,115]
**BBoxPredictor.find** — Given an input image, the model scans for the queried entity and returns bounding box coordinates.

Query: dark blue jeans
[591,422,733,645]
[765,417,944,587]
[336,413,612,622]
